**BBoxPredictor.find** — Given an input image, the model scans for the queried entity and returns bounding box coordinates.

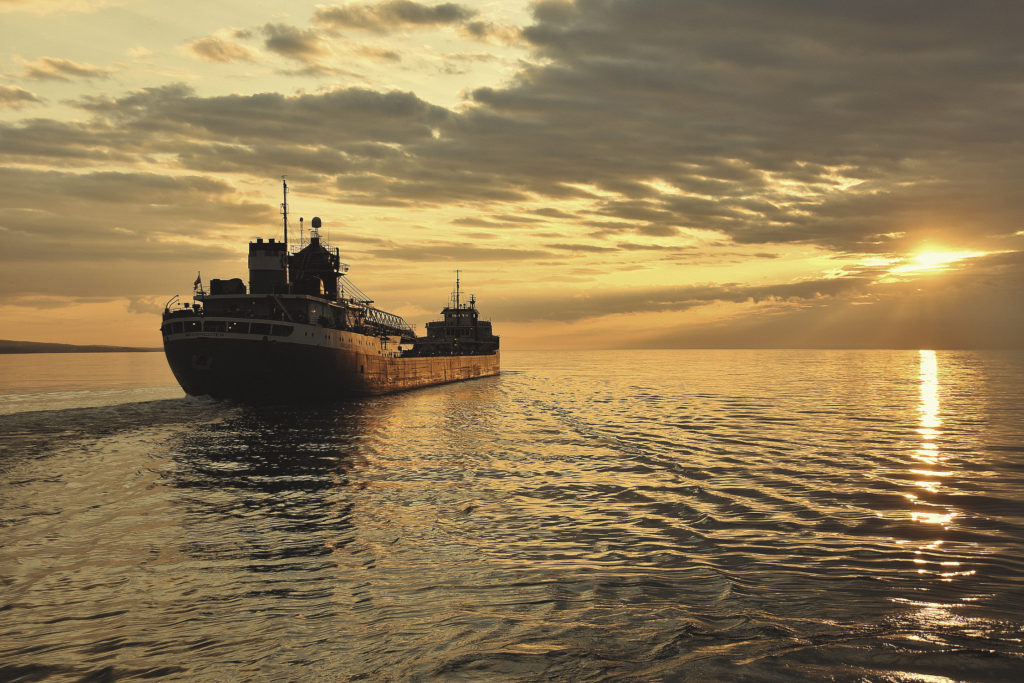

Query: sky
[1,0,1022,349]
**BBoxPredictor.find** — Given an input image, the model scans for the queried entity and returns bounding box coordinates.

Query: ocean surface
[1,349,1023,681]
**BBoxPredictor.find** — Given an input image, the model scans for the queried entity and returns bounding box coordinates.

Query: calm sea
[1,350,1023,681]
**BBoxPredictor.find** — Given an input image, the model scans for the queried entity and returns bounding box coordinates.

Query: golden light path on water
[911,349,951,522]
[888,350,980,676]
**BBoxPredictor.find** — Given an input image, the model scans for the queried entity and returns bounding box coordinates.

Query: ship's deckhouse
[409,276,499,357]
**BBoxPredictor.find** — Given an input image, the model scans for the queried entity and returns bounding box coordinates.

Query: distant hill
[0,339,162,354]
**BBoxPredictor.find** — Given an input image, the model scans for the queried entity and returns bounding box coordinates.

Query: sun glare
[891,249,984,275]
[914,251,965,268]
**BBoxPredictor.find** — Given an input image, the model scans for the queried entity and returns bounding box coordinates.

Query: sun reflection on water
[887,350,976,671]
[911,351,953,520]
[916,349,941,464]
[907,351,960,537]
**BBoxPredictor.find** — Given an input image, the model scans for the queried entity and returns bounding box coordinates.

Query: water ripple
[1,350,1023,679]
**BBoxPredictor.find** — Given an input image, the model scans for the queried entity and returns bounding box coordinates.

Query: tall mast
[281,177,289,250]
[456,269,461,308]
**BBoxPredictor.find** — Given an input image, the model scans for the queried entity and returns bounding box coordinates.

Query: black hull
[163,336,499,401]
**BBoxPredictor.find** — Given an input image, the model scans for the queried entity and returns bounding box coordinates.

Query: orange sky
[1,0,1022,349]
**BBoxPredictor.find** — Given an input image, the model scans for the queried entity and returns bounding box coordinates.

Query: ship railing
[363,306,416,341]
[288,243,349,270]
[334,274,416,339]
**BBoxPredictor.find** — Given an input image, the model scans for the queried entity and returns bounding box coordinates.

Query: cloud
[545,242,617,253]
[314,1,476,33]
[0,117,135,164]
[479,250,1024,348]
[277,63,361,78]
[368,242,549,261]
[637,252,1024,349]
[489,275,871,323]
[0,167,267,300]
[188,35,255,63]
[65,84,449,157]
[127,296,166,315]
[354,46,402,62]
[9,0,1011,248]
[20,56,112,80]
[261,23,327,61]
[0,85,41,108]
[4,0,1020,252]
[412,0,1023,252]
[1,294,116,309]
[0,84,455,188]
[457,20,522,45]
[1,1,1022,322]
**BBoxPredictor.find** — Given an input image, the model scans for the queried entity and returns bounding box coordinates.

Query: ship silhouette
[161,181,499,400]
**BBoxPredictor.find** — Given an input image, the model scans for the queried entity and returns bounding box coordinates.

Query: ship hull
[163,335,499,401]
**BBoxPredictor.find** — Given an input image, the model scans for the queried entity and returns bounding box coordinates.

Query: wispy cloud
[457,20,522,45]
[188,35,255,63]
[0,84,41,108]
[490,276,872,323]
[314,1,476,33]
[20,56,111,81]
[368,242,549,261]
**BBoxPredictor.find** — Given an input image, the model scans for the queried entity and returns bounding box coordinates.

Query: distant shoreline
[0,340,162,354]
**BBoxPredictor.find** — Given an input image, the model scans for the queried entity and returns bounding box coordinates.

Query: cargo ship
[161,181,499,400]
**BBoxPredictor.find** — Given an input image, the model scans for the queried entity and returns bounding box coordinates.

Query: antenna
[299,217,304,248]
[456,269,461,308]
[280,176,288,250]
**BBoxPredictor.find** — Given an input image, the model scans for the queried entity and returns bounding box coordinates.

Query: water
[2,350,1023,680]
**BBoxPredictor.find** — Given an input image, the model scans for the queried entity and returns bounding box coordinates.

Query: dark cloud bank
[2,0,1022,345]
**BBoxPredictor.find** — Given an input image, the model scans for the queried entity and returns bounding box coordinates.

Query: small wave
[1,349,1022,680]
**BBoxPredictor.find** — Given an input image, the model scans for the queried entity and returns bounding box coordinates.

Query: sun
[891,249,985,275]
[913,251,966,268]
